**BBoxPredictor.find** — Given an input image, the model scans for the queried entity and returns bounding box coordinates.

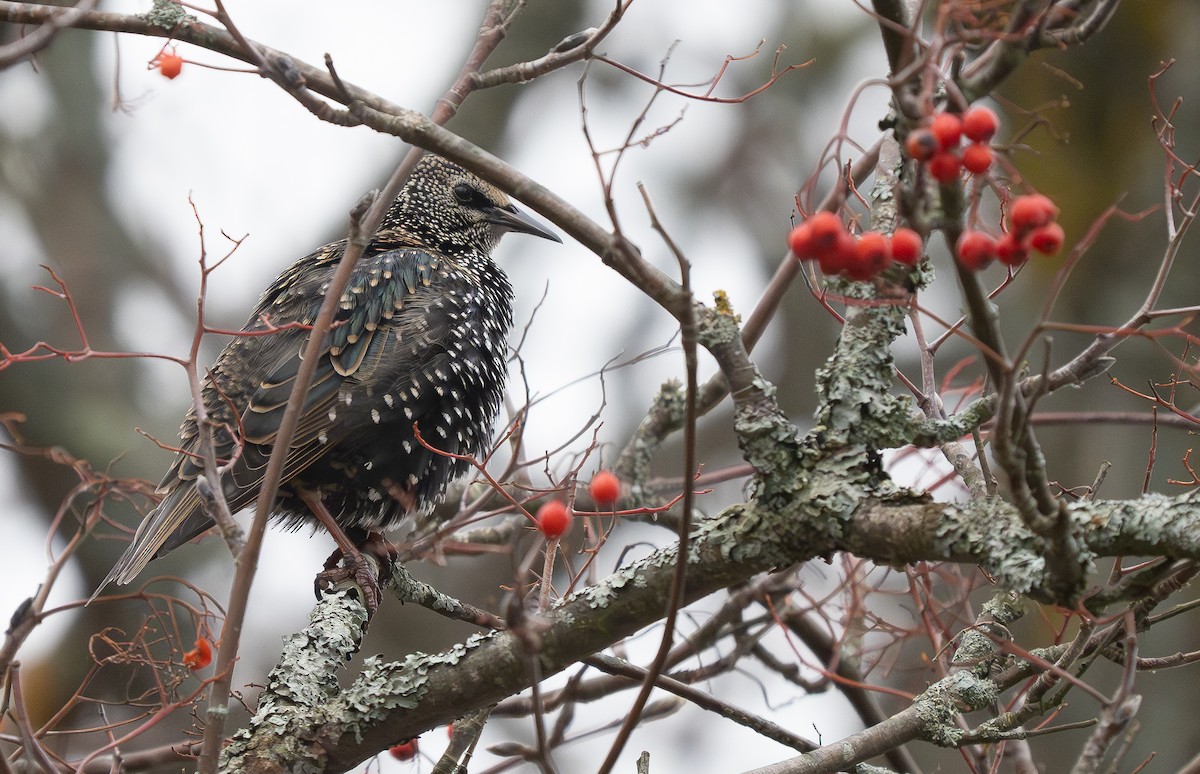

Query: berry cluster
[788,211,924,281]
[906,106,998,182]
[533,471,621,540]
[787,103,1067,282]
[956,193,1063,271]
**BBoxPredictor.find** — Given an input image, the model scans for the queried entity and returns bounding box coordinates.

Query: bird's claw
[313,533,398,618]
[315,554,384,617]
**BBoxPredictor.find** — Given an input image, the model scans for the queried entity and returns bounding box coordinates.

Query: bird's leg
[297,487,391,616]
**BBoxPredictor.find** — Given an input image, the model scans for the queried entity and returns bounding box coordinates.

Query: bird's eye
[452,183,486,207]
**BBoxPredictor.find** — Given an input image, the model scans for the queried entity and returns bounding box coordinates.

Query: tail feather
[90,484,212,601]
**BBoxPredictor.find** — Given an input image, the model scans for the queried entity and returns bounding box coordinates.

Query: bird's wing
[327,249,442,376]
[241,248,442,446]
[168,248,445,508]
[99,248,443,590]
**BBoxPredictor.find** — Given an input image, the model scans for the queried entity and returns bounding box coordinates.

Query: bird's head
[383,155,561,254]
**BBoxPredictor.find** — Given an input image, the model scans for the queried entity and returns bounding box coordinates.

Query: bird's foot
[314,532,398,617]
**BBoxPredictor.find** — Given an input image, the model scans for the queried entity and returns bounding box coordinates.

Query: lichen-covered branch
[226,430,1200,772]
[221,591,368,772]
[228,502,820,772]
[845,493,1200,594]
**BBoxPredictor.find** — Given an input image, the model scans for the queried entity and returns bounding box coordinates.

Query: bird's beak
[488,204,563,243]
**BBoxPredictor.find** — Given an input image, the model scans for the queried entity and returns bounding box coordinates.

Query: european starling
[101,154,560,601]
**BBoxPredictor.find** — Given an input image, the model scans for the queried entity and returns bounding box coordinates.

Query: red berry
[182,637,213,671]
[961,142,993,175]
[588,471,621,508]
[930,112,963,150]
[389,739,419,761]
[956,231,997,271]
[1010,194,1059,233]
[928,151,962,183]
[995,232,1029,267]
[962,106,999,143]
[806,211,844,257]
[818,230,857,276]
[905,128,939,162]
[157,52,183,80]
[1029,222,1065,255]
[890,228,924,266]
[787,223,814,259]
[536,500,570,539]
[847,231,891,280]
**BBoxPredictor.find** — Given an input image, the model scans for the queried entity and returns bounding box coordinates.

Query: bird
[99,154,561,609]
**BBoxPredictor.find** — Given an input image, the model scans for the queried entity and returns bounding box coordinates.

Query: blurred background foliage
[2,1,1200,770]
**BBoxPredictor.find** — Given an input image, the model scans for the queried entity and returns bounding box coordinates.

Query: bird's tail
[89,483,209,603]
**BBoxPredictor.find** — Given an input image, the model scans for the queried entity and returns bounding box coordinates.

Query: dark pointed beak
[487,204,563,243]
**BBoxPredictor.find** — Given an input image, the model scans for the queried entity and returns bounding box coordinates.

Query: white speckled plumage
[102,155,559,588]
